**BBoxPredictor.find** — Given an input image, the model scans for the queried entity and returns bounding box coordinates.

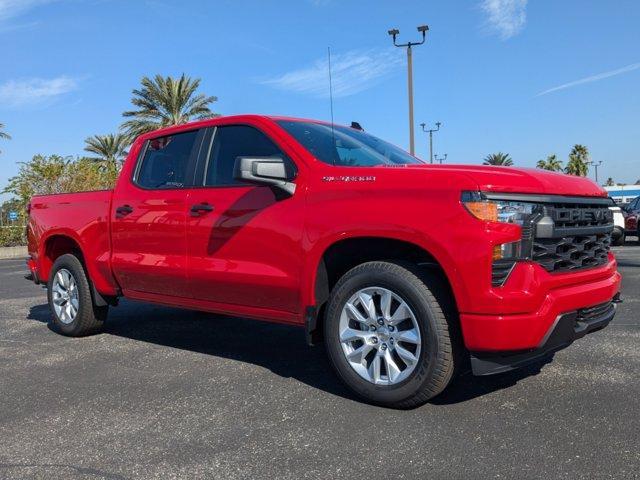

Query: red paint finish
[27,114,621,354]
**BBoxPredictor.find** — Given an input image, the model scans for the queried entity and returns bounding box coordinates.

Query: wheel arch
[305,234,461,345]
[40,232,114,307]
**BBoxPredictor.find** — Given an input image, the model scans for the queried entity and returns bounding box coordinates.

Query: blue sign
[8,211,18,221]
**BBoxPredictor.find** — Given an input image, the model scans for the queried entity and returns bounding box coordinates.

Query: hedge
[0,226,26,247]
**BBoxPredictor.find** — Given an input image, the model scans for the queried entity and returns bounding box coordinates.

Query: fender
[301,228,467,312]
[39,227,119,297]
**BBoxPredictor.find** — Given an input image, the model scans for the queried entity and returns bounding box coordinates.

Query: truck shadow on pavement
[28,301,549,408]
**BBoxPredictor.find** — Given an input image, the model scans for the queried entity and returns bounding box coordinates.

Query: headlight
[461,192,541,287]
[462,192,537,226]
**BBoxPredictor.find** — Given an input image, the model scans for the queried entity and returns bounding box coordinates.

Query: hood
[394,164,607,197]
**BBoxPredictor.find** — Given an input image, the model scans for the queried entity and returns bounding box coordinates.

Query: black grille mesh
[531,201,612,273]
[533,233,610,272]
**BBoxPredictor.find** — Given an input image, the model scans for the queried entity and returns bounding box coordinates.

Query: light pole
[434,153,447,164]
[420,122,441,164]
[388,25,429,156]
[590,160,603,184]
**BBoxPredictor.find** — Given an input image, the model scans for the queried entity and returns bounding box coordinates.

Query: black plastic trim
[305,305,319,346]
[470,298,617,376]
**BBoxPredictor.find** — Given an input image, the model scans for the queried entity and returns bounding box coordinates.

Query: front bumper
[470,296,619,375]
[460,258,621,352]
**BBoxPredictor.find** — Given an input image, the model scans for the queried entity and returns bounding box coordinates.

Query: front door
[185,124,305,315]
[111,128,205,298]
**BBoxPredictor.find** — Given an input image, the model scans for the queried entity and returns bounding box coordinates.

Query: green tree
[536,154,563,171]
[483,152,513,166]
[121,74,218,137]
[3,154,118,213]
[0,198,23,225]
[565,144,590,176]
[605,177,615,186]
[0,122,11,154]
[84,133,130,165]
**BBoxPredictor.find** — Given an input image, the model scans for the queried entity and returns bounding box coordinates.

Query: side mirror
[233,156,296,196]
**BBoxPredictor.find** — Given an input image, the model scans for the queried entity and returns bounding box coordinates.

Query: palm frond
[121,74,218,138]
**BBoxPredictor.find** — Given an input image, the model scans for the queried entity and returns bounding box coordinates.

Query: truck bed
[27,190,118,295]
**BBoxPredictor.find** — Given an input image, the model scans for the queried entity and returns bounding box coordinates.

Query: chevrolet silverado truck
[26,115,622,408]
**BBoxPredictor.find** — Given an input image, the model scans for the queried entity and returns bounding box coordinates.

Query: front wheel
[324,261,459,409]
[47,254,107,336]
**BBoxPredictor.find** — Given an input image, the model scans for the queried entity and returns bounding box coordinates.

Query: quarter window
[205,125,285,186]
[136,130,200,189]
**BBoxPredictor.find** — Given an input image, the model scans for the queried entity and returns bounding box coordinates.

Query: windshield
[276,120,424,167]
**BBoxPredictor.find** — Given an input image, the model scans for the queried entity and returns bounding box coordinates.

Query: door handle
[190,202,214,217]
[115,204,134,218]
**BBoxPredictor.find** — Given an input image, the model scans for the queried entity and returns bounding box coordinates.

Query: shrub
[0,226,26,247]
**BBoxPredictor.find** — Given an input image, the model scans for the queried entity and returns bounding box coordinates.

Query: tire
[324,261,459,409]
[611,228,625,247]
[612,233,625,247]
[47,253,108,336]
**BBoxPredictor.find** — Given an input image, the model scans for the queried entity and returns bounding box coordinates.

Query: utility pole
[388,25,429,156]
[590,160,603,184]
[420,122,441,164]
[434,153,447,164]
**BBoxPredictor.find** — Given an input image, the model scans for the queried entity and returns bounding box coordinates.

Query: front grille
[532,201,612,273]
[532,233,610,272]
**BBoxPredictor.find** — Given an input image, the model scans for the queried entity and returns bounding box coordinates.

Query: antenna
[327,46,336,165]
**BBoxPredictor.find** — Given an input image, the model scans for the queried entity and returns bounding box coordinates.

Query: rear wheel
[48,254,107,336]
[324,261,459,409]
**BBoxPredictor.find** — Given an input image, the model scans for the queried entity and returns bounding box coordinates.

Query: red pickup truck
[26,115,621,408]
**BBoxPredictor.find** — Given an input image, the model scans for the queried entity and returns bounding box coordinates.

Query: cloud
[480,0,527,40]
[537,62,640,96]
[0,0,57,23]
[0,76,79,107]
[261,49,403,98]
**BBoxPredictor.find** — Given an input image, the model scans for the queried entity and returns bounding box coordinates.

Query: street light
[420,122,441,164]
[589,160,603,184]
[388,24,429,156]
[434,153,448,164]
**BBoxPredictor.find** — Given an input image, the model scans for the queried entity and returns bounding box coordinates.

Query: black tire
[324,261,459,409]
[612,233,625,247]
[611,228,625,247]
[47,253,107,336]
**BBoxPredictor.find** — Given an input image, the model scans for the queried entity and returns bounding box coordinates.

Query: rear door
[184,123,305,315]
[111,128,206,297]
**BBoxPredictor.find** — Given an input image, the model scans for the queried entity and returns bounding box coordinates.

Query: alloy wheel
[338,287,422,385]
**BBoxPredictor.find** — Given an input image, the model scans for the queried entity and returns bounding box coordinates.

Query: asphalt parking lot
[1,246,639,479]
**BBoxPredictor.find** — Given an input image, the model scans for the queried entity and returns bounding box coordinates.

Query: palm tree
[121,74,218,137]
[0,122,11,154]
[565,144,590,176]
[536,154,563,171]
[483,152,513,166]
[84,133,130,164]
[605,177,615,187]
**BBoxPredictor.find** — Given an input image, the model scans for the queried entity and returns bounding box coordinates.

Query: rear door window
[136,129,201,189]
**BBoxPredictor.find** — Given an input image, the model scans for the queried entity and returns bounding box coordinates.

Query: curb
[0,246,27,260]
